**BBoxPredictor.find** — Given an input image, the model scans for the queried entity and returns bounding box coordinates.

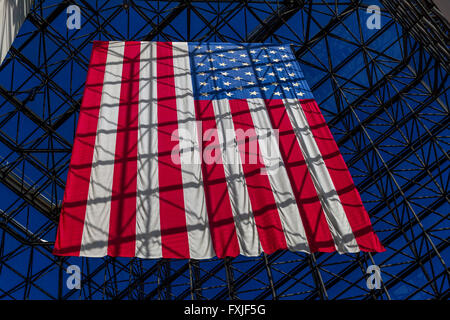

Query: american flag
[53,41,384,259]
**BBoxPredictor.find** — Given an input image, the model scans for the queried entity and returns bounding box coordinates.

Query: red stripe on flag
[156,42,190,258]
[53,41,109,256]
[228,99,288,254]
[265,99,335,252]
[107,42,140,257]
[299,99,385,252]
[195,100,240,258]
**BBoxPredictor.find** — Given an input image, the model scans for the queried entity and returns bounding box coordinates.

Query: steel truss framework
[0,0,448,300]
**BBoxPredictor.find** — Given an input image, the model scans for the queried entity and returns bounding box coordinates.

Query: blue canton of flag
[188,43,314,100]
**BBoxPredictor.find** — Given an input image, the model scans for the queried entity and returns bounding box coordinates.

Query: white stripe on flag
[246,98,310,252]
[212,99,262,256]
[135,41,162,258]
[80,42,125,256]
[283,98,359,252]
[172,42,215,259]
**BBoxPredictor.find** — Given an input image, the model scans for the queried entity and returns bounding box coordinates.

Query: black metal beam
[381,0,450,73]
[0,164,58,221]
[0,210,51,246]
[142,2,188,41]
[246,1,305,42]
